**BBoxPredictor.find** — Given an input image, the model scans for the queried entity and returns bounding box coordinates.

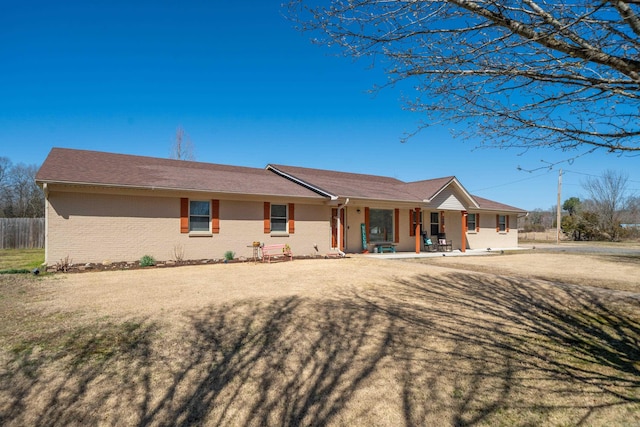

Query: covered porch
[329,178,521,255]
[332,204,476,255]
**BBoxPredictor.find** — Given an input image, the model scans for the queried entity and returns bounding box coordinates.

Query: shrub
[56,255,72,273]
[172,244,185,262]
[139,255,156,267]
[224,251,235,261]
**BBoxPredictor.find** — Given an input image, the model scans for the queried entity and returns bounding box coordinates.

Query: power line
[470,170,552,192]
[564,169,640,184]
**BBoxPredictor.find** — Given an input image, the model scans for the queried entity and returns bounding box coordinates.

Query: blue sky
[1,0,638,211]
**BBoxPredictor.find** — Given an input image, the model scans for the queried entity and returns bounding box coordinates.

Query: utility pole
[556,168,562,245]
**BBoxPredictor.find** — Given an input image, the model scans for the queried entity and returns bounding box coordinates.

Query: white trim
[265,165,338,200]
[35,179,326,201]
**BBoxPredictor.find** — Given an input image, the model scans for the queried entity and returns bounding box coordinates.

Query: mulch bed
[45,255,332,274]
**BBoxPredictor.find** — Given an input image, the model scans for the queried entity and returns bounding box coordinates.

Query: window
[430,212,439,236]
[270,204,287,232]
[497,214,507,232]
[264,202,295,234]
[467,213,476,231]
[369,209,394,242]
[189,200,211,232]
[181,198,219,234]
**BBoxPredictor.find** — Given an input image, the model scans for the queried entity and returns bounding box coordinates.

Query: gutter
[34,179,326,200]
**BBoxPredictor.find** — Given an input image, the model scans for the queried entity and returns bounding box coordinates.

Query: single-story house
[35,148,526,265]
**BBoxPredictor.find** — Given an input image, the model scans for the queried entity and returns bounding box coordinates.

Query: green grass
[0,249,45,272]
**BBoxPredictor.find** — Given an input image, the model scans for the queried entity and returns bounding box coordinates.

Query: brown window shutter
[496,214,500,232]
[476,213,480,232]
[394,208,400,243]
[464,212,468,232]
[409,210,415,237]
[440,211,445,234]
[288,203,295,234]
[339,209,345,250]
[180,198,189,233]
[211,199,220,234]
[506,215,510,232]
[364,207,370,243]
[264,202,270,234]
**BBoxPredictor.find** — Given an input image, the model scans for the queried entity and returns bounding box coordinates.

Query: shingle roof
[36,148,325,199]
[471,195,527,213]
[267,164,427,202]
[268,165,525,212]
[36,148,526,212]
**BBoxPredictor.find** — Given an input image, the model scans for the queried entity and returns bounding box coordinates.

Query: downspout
[42,183,49,266]
[336,198,349,257]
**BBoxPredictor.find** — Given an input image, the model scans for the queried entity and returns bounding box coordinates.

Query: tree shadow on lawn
[594,254,640,266]
[0,319,157,427]
[1,271,639,426]
[361,272,640,426]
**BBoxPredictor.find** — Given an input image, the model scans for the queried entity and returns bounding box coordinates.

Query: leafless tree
[0,157,11,217]
[288,0,640,153]
[170,126,196,161]
[582,169,629,240]
[0,157,10,189]
[627,195,640,224]
[0,161,44,218]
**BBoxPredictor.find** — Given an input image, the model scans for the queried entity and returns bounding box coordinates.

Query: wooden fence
[0,218,45,249]
[518,230,565,242]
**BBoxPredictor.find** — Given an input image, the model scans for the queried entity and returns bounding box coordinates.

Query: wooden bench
[261,243,293,263]
[374,242,397,253]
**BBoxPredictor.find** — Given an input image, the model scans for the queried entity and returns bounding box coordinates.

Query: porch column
[461,211,467,253]
[415,208,421,254]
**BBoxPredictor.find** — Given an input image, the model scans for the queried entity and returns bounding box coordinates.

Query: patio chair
[423,234,437,252]
[437,233,453,252]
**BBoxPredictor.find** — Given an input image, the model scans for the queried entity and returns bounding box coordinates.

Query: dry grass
[0,254,639,426]
[413,251,640,293]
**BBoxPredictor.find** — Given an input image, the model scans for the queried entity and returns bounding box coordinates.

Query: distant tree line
[520,209,555,233]
[0,157,44,218]
[520,169,639,241]
[562,170,638,241]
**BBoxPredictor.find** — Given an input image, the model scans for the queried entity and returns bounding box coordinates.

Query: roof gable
[404,177,479,208]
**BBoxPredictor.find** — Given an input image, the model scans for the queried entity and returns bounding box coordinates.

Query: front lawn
[0,254,638,426]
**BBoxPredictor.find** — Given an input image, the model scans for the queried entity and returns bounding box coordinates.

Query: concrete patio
[362,246,529,259]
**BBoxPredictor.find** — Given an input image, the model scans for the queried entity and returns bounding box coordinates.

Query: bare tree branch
[170,126,196,161]
[288,0,640,153]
